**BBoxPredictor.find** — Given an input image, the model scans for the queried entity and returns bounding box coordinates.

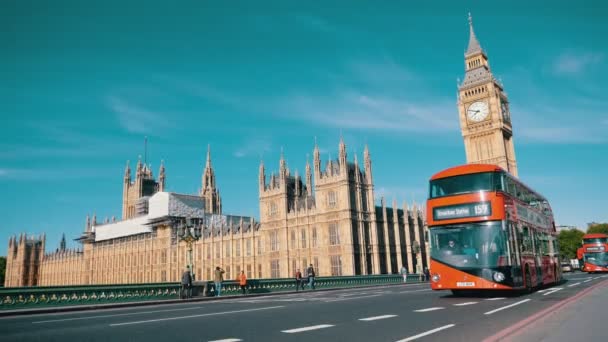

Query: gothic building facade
[259,139,427,278]
[4,141,427,287]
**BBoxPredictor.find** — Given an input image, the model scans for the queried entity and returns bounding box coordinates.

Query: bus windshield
[429,172,502,198]
[430,221,508,268]
[584,253,608,267]
[583,238,608,244]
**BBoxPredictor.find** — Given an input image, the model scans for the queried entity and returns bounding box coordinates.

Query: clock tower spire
[457,13,518,177]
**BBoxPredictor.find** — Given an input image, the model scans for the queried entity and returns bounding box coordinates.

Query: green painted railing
[0,274,426,310]
[0,283,180,310]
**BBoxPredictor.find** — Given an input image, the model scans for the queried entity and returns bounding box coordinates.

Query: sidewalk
[503,279,608,342]
[0,281,425,317]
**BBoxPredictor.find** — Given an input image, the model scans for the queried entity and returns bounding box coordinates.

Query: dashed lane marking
[414,307,444,312]
[208,339,242,342]
[583,279,592,283]
[453,302,478,306]
[281,324,334,333]
[109,306,284,326]
[542,287,563,296]
[395,324,456,342]
[485,297,506,301]
[484,299,531,315]
[567,282,581,287]
[359,314,397,321]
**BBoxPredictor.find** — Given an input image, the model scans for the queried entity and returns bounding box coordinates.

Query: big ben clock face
[467,101,490,122]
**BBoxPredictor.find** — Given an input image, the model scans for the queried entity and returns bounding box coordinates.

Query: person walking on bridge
[238,270,247,295]
[295,269,303,291]
[214,266,225,297]
[306,264,316,290]
[180,267,192,299]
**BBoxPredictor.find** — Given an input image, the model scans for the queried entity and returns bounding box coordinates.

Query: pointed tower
[158,160,166,192]
[200,145,222,214]
[85,214,91,233]
[60,233,66,251]
[259,159,266,193]
[363,144,373,185]
[122,160,131,219]
[458,13,518,176]
[305,155,312,196]
[338,136,347,172]
[313,139,321,180]
[279,147,287,184]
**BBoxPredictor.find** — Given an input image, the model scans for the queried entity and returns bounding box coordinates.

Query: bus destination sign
[433,202,492,221]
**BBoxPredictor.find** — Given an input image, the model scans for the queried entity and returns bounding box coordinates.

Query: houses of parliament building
[5,14,518,287]
[4,141,428,287]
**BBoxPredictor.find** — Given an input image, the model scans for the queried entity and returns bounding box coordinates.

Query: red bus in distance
[576,233,608,273]
[427,164,561,294]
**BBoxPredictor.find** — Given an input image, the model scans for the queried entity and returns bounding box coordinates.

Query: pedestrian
[400,266,408,283]
[238,270,247,295]
[180,267,192,299]
[295,268,303,291]
[424,267,430,282]
[306,264,316,290]
[214,266,225,297]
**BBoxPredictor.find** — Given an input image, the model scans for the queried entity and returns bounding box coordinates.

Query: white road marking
[484,299,531,315]
[537,289,549,293]
[109,306,284,326]
[209,339,242,342]
[485,297,506,301]
[324,294,382,302]
[542,287,563,296]
[359,314,397,321]
[583,279,592,283]
[281,324,334,333]
[395,324,456,342]
[414,307,444,312]
[453,302,478,306]
[568,282,581,287]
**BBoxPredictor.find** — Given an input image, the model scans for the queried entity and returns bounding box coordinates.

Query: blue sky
[2,1,607,255]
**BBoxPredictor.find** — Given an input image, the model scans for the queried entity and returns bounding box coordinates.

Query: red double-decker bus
[427,164,561,294]
[576,233,608,273]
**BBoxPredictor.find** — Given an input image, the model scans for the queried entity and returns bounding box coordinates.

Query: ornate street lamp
[178,218,202,280]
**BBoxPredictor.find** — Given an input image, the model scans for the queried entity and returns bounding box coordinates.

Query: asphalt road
[1,272,606,342]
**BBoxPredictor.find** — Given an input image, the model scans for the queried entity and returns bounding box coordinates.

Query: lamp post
[178,218,202,280]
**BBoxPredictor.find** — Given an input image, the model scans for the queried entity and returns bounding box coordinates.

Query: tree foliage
[558,229,585,260]
[0,256,5,287]
[587,223,608,235]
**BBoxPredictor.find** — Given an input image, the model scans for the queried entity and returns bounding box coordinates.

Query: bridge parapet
[0,274,425,310]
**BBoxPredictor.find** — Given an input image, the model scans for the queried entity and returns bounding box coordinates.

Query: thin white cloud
[107,96,173,134]
[234,138,273,158]
[278,90,457,133]
[553,52,603,75]
[0,167,114,181]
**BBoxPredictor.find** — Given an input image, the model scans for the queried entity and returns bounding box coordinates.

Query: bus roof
[430,164,505,180]
[583,233,608,239]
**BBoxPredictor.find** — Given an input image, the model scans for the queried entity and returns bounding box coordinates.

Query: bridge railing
[0,274,426,310]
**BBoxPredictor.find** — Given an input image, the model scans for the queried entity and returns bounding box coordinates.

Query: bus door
[508,221,523,287]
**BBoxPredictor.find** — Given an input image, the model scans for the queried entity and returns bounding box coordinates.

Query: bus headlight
[493,272,505,282]
[432,274,440,282]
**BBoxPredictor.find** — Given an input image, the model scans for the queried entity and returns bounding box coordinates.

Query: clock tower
[457,14,518,177]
